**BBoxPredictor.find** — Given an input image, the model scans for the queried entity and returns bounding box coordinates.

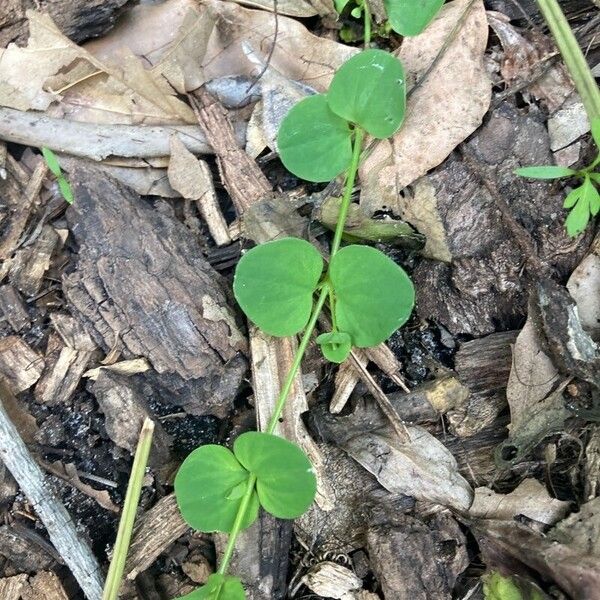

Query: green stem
[331,127,365,258]
[103,419,154,600]
[266,286,329,434]
[217,473,257,576]
[363,0,372,47]
[214,124,368,585]
[536,0,600,124]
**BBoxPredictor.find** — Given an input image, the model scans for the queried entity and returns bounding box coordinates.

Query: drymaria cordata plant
[170,33,448,600]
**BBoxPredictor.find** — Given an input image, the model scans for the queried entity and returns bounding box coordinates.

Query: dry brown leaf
[344,426,473,511]
[168,135,212,199]
[506,318,559,432]
[229,0,319,17]
[0,10,195,124]
[470,479,570,525]
[360,0,491,212]
[86,0,353,93]
[201,0,355,91]
[43,460,119,513]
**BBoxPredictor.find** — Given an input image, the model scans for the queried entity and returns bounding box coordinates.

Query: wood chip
[0,336,44,393]
[0,284,30,332]
[21,571,69,600]
[9,225,59,297]
[125,493,189,580]
[0,574,28,600]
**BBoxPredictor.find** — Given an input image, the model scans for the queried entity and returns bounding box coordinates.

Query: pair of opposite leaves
[277,48,406,183]
[175,432,316,535]
[336,0,444,37]
[233,238,415,363]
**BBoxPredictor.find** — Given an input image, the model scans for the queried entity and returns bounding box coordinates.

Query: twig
[246,0,279,96]
[0,378,104,600]
[0,107,244,161]
[102,419,155,600]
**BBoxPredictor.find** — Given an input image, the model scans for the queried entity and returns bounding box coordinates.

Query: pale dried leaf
[168,135,212,199]
[567,236,600,342]
[303,562,363,599]
[84,358,152,381]
[0,10,195,124]
[470,479,570,525]
[507,317,558,431]
[344,426,473,510]
[361,0,491,212]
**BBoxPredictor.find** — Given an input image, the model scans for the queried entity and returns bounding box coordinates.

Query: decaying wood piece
[215,514,293,600]
[91,370,171,464]
[0,284,29,332]
[475,519,600,600]
[0,574,28,600]
[367,513,468,600]
[9,224,59,297]
[125,493,189,580]
[0,158,45,261]
[413,103,587,336]
[63,164,247,416]
[0,378,103,600]
[448,330,517,437]
[0,336,44,393]
[21,571,69,600]
[35,314,98,405]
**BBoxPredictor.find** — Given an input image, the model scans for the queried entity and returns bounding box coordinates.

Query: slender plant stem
[331,127,365,258]
[217,473,257,576]
[102,419,154,600]
[363,0,372,47]
[266,286,329,434]
[536,0,600,123]
[214,124,368,585]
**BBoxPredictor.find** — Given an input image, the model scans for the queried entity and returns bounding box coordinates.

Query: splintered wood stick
[0,378,104,600]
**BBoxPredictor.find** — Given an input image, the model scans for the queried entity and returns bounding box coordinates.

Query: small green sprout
[174,46,415,600]
[41,147,74,204]
[483,571,545,600]
[335,0,444,39]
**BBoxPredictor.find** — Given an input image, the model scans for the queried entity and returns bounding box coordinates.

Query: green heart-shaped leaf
[233,238,324,337]
[177,574,245,600]
[384,0,445,36]
[174,445,259,533]
[329,245,414,347]
[277,94,353,182]
[316,331,352,363]
[515,165,576,180]
[234,432,317,519]
[327,49,406,139]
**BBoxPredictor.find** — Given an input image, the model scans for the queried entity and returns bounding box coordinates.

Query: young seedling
[335,0,445,41]
[515,0,600,237]
[173,6,444,594]
[41,147,74,204]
